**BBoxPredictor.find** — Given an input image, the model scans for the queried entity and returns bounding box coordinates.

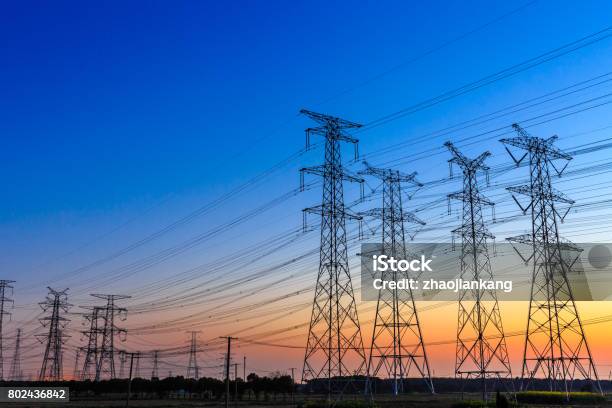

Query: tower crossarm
[300,109,362,130]
[507,233,582,253]
[445,141,491,173]
[448,191,494,207]
[507,185,574,204]
[359,161,423,186]
[451,224,494,240]
[501,124,572,162]
[359,208,425,225]
[300,165,364,184]
[303,205,362,221]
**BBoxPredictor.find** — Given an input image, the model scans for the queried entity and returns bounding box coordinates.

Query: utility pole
[243,356,246,381]
[38,287,71,381]
[221,336,236,408]
[81,306,101,380]
[186,331,200,379]
[502,124,602,395]
[93,294,130,381]
[0,280,15,381]
[299,109,367,399]
[152,350,159,379]
[9,328,21,381]
[359,162,434,396]
[445,142,512,400]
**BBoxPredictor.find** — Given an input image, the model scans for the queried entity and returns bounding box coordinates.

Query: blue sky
[1,0,611,284]
[1,0,612,376]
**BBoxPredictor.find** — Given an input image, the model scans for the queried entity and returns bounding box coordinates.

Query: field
[5,393,612,408]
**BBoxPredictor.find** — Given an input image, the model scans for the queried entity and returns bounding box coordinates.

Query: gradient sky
[1,0,612,380]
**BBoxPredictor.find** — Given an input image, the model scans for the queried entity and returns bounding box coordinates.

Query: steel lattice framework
[152,350,159,379]
[445,142,512,399]
[81,306,102,380]
[187,331,200,379]
[300,109,367,396]
[9,328,21,381]
[359,162,433,395]
[502,124,601,394]
[94,294,129,381]
[38,287,71,381]
[0,280,15,381]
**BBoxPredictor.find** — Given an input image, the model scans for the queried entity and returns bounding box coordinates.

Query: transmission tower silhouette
[119,350,126,378]
[501,124,601,394]
[0,280,15,381]
[187,331,200,379]
[152,350,159,379]
[81,306,102,380]
[9,328,21,381]
[445,142,512,399]
[299,109,367,397]
[93,294,129,381]
[359,162,434,395]
[73,348,81,380]
[37,287,71,381]
[134,351,141,378]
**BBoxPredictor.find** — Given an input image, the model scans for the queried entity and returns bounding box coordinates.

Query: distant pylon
[9,328,21,381]
[93,294,130,381]
[501,124,601,394]
[445,142,512,400]
[134,352,141,378]
[119,350,126,378]
[73,348,81,380]
[0,280,15,380]
[359,162,434,395]
[37,287,71,381]
[299,109,367,397]
[186,331,200,379]
[152,350,159,379]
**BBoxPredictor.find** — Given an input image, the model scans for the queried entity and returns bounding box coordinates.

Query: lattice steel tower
[9,328,21,381]
[0,280,15,381]
[300,109,367,395]
[81,306,102,380]
[94,294,129,381]
[38,287,71,381]
[152,350,159,379]
[359,162,433,395]
[187,331,200,379]
[501,124,601,394]
[445,142,512,399]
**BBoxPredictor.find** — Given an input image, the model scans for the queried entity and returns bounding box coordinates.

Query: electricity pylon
[9,328,21,381]
[81,306,102,380]
[73,348,81,380]
[152,350,159,379]
[187,331,200,379]
[299,109,367,398]
[445,142,512,400]
[119,350,126,378]
[0,280,15,380]
[359,162,434,395]
[93,294,129,381]
[134,351,141,378]
[501,124,601,394]
[38,287,71,381]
